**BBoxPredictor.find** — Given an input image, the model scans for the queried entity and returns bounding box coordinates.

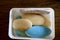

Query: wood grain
[0,0,60,40]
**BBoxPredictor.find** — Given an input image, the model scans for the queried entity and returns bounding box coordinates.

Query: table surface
[0,0,60,40]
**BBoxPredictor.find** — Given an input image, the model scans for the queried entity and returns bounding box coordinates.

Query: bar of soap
[22,14,45,25]
[25,26,51,38]
[16,16,22,19]
[14,30,27,37]
[13,19,32,31]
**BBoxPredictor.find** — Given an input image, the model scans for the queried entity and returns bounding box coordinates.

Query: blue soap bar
[16,16,22,19]
[15,30,27,37]
[26,26,51,38]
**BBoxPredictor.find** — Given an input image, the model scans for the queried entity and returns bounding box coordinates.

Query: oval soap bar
[16,16,22,19]
[15,30,27,37]
[25,26,51,38]
[22,14,45,25]
[13,19,32,31]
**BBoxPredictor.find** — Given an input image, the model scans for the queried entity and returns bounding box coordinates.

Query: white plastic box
[8,8,55,40]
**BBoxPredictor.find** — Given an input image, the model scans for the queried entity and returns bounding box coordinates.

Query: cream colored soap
[13,19,32,31]
[22,13,45,25]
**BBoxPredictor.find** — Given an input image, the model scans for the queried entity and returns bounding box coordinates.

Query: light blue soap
[16,16,22,19]
[26,26,51,38]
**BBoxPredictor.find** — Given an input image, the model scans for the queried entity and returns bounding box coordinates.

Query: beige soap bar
[22,13,45,25]
[13,19,32,31]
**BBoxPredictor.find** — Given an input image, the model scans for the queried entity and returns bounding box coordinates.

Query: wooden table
[0,0,60,40]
